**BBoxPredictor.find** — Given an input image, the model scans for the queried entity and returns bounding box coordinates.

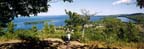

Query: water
[117,17,135,22]
[13,15,133,30]
[13,15,69,30]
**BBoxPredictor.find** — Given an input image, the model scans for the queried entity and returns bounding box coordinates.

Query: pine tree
[49,24,55,33]
[31,25,38,32]
[43,22,49,33]
[7,21,14,33]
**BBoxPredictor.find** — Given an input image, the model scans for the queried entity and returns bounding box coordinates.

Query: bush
[31,25,38,32]
[0,32,17,41]
[71,32,81,41]
[17,30,39,42]
[7,21,15,33]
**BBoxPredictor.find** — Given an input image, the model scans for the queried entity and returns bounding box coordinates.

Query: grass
[86,40,144,49]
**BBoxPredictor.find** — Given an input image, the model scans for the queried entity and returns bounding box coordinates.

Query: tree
[0,0,73,27]
[126,22,140,42]
[42,22,49,33]
[65,10,91,27]
[7,21,15,33]
[31,25,38,32]
[49,24,55,33]
[137,0,144,8]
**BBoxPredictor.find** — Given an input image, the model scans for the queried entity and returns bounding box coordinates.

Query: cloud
[112,0,132,5]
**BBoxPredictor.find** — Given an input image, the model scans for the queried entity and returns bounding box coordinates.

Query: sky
[38,0,144,16]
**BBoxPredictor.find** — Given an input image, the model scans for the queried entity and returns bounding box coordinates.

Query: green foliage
[16,29,39,42]
[0,29,26,41]
[124,22,140,42]
[95,17,142,42]
[0,0,48,27]
[31,25,38,32]
[0,27,4,36]
[0,15,143,45]
[65,10,90,26]
[0,33,17,41]
[7,21,15,33]
[65,11,143,43]
[71,32,81,41]
[49,24,55,33]
[42,22,55,33]
[42,22,49,33]
[0,0,73,27]
[137,0,144,8]
[127,14,144,24]
[100,17,123,40]
[18,31,39,42]
[76,17,142,43]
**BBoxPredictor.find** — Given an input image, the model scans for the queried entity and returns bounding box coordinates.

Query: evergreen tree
[43,22,49,33]
[49,24,55,33]
[31,25,38,32]
[7,21,14,33]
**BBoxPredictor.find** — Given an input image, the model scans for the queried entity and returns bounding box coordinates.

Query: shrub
[71,32,81,41]
[7,21,15,33]
[17,30,39,43]
[42,22,49,33]
[31,25,38,32]
[0,32,17,41]
[49,24,55,33]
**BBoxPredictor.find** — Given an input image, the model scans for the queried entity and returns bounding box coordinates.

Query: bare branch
[81,9,97,16]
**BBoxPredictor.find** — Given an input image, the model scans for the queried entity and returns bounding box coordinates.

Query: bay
[13,15,133,30]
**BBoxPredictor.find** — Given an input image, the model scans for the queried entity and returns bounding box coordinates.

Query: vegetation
[64,11,144,43]
[42,22,49,33]
[0,0,73,27]
[0,14,144,49]
[126,13,144,24]
[24,20,52,25]
[31,25,38,32]
[0,10,143,41]
[137,0,144,8]
[7,21,15,33]
[65,10,87,26]
[0,0,144,49]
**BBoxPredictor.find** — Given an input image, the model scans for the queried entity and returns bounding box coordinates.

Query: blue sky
[38,0,144,16]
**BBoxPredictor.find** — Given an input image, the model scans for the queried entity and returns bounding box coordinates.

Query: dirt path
[0,40,21,44]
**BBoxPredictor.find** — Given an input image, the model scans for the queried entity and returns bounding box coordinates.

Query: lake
[13,15,133,30]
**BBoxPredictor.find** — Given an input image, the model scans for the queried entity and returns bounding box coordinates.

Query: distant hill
[103,13,144,24]
[124,13,144,24]
[116,13,144,17]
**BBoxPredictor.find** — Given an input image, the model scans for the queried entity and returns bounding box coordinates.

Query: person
[65,28,71,49]
[67,32,71,42]
[66,28,71,43]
